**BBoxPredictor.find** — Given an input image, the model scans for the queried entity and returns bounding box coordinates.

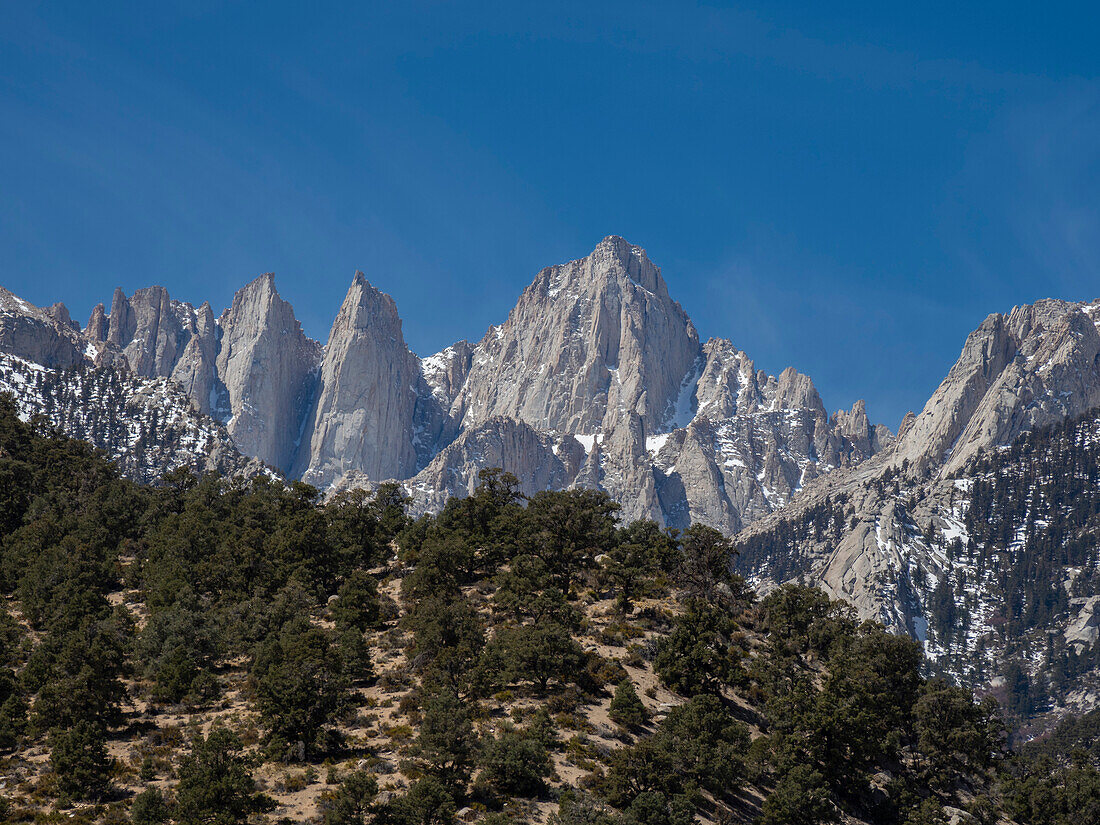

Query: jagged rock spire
[294,272,421,486]
[216,273,322,473]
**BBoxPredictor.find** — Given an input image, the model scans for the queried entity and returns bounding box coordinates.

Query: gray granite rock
[295,272,420,486]
[215,274,322,473]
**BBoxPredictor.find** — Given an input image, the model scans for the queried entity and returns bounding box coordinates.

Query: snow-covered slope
[0,353,258,483]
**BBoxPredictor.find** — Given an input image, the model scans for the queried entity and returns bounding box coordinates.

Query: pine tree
[411,689,479,788]
[609,679,649,729]
[50,721,113,801]
[175,726,268,825]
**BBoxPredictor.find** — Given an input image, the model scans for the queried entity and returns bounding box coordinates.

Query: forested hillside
[0,394,1096,825]
[734,408,1100,736]
[945,414,1100,714]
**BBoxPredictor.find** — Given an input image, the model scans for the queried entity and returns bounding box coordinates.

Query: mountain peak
[295,271,419,486]
[237,272,278,301]
[452,237,700,436]
[216,272,321,473]
[594,233,643,257]
[86,303,108,342]
[0,285,44,319]
[892,297,1100,474]
[0,285,87,368]
[589,235,663,294]
[775,366,824,414]
[338,271,400,324]
[43,302,76,331]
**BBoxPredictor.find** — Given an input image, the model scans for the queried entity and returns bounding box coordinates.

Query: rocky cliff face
[891,299,1100,475]
[0,287,87,369]
[169,301,219,415]
[103,286,189,378]
[295,273,421,487]
[398,417,588,516]
[215,274,322,474]
[738,299,1100,595]
[414,341,474,463]
[1,277,320,478]
[834,399,893,457]
[451,236,701,435]
[78,276,323,473]
[643,342,890,529]
[84,286,224,417]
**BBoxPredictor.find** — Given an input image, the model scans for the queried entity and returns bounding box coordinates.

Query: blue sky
[2,1,1098,428]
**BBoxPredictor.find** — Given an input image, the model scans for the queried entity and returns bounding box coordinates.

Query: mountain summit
[295,272,422,487]
[451,235,700,435]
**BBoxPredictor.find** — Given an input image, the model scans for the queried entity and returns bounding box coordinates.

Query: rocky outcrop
[653,421,744,533]
[452,236,701,435]
[169,302,219,415]
[401,417,587,516]
[86,303,109,342]
[295,273,420,487]
[413,341,475,465]
[78,278,320,469]
[892,299,1100,475]
[607,336,885,534]
[651,401,857,534]
[0,287,88,368]
[216,274,322,474]
[43,303,78,331]
[420,341,475,410]
[106,286,185,378]
[582,412,661,524]
[81,286,223,416]
[834,400,893,458]
[691,338,759,421]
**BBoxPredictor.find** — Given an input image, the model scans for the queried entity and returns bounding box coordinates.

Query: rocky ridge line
[0,237,891,536]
